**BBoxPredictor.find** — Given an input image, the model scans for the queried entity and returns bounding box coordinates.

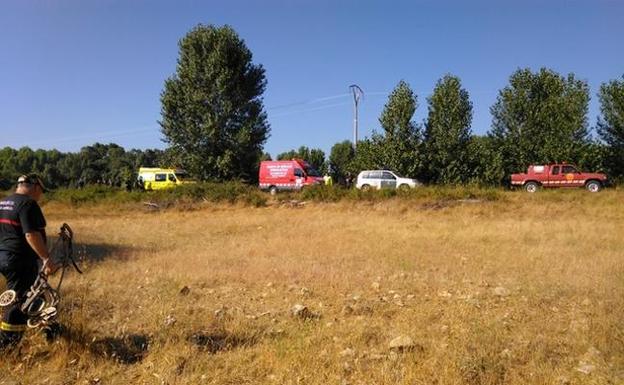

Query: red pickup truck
[511,164,608,193]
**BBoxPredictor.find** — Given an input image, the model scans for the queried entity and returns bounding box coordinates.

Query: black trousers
[0,250,39,347]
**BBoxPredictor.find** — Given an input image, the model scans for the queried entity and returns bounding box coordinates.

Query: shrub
[48,185,132,205]
[300,185,348,202]
[46,182,267,208]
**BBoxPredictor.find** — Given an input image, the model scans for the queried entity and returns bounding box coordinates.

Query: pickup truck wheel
[269,186,278,196]
[361,184,371,191]
[524,182,539,193]
[398,184,411,191]
[585,180,602,193]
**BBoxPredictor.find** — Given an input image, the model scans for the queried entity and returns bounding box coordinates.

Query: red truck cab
[510,163,608,193]
[259,159,324,194]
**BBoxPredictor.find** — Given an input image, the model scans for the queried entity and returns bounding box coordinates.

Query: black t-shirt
[0,193,46,258]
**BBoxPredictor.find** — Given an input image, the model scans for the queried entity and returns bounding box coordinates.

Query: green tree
[349,135,386,174]
[597,75,624,181]
[424,75,473,184]
[15,147,35,175]
[57,152,83,187]
[39,149,64,189]
[277,146,327,174]
[0,147,18,189]
[0,143,169,189]
[78,144,108,185]
[160,24,270,182]
[127,148,164,171]
[308,149,327,174]
[276,150,298,161]
[377,80,422,178]
[575,141,607,173]
[329,140,355,183]
[489,68,590,177]
[465,135,505,185]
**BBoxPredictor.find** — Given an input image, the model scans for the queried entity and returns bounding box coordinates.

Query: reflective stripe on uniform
[0,218,21,227]
[0,322,27,332]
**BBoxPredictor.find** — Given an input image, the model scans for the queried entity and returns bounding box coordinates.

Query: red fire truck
[510,163,608,193]
[258,159,324,194]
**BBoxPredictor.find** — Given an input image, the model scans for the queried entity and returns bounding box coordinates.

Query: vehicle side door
[293,168,305,189]
[357,171,369,188]
[547,165,564,187]
[381,171,397,189]
[153,173,167,189]
[369,171,383,189]
[561,165,583,187]
[168,173,178,187]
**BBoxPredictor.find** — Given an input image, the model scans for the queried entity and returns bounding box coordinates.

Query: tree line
[159,24,623,186]
[0,144,164,190]
[279,71,623,186]
[2,25,623,189]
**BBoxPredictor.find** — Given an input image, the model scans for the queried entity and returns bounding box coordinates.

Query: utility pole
[349,84,363,150]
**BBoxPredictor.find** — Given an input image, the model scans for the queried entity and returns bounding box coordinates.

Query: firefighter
[0,174,58,349]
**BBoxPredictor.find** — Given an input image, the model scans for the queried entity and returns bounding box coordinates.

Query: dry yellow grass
[1,190,623,384]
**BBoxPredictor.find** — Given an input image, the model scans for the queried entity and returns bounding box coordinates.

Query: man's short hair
[17,174,46,191]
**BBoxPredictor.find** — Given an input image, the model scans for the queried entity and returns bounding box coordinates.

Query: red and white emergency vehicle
[258,159,324,194]
[510,163,608,193]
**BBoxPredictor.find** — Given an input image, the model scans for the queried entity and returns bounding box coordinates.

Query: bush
[300,185,348,202]
[47,182,267,208]
[48,185,137,205]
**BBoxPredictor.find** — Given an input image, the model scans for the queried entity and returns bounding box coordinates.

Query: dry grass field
[1,190,623,385]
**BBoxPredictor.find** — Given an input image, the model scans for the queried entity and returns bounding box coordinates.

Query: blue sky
[1,0,622,158]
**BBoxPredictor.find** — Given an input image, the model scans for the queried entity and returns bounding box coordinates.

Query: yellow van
[138,167,192,190]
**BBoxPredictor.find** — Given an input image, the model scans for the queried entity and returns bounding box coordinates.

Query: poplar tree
[377,80,422,178]
[597,75,624,181]
[424,75,473,184]
[489,68,590,175]
[160,24,270,181]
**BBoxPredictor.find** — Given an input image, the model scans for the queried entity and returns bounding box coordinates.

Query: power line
[267,93,351,111]
[269,101,352,118]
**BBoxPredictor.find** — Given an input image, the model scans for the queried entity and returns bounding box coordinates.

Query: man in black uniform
[0,174,57,349]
